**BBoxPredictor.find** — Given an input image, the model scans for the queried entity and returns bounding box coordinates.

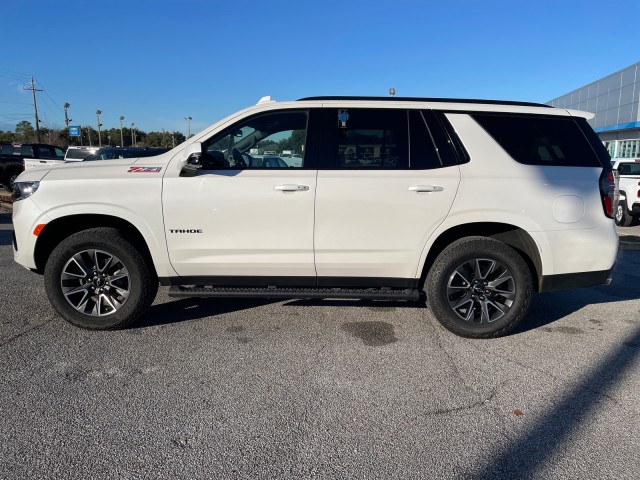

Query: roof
[297,96,552,108]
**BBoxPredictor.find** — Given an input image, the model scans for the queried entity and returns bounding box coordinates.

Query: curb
[618,235,640,251]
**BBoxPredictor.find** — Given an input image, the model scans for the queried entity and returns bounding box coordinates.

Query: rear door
[313,108,463,283]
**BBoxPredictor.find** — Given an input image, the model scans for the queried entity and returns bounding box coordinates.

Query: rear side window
[335,109,408,169]
[19,145,34,156]
[472,114,603,167]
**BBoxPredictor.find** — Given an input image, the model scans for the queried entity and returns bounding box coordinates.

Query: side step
[169,285,421,301]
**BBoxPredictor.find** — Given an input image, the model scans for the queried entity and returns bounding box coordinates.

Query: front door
[162,109,317,282]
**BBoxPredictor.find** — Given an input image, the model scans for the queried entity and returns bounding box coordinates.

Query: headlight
[11,181,40,202]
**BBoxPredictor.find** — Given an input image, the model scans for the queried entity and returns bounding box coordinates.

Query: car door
[313,107,463,284]
[162,109,318,283]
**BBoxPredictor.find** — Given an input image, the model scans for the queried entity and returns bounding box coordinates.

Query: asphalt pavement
[1,211,639,479]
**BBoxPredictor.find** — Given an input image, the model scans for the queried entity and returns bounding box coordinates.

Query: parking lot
[1,210,639,479]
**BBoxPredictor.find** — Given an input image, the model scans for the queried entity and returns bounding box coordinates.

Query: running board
[169,285,421,301]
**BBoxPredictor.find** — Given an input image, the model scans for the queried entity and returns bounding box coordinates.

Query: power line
[0,70,30,82]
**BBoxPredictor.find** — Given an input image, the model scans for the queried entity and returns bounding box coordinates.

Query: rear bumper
[539,268,612,292]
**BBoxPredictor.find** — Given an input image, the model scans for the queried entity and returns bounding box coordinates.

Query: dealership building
[547,61,640,159]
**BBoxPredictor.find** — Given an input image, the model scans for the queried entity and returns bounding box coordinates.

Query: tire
[615,199,634,227]
[425,237,533,338]
[44,227,158,330]
[3,171,19,192]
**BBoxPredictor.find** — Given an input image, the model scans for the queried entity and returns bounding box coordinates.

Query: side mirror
[180,142,204,177]
[183,142,204,165]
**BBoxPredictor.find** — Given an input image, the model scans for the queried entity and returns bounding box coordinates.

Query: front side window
[202,110,308,169]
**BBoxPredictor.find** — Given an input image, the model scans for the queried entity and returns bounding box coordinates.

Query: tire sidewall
[615,200,626,226]
[426,237,532,338]
[44,229,155,329]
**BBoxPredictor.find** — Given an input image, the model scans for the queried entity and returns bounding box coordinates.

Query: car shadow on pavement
[133,297,280,329]
[471,321,640,478]
[0,231,12,246]
[513,248,640,334]
[0,212,13,246]
[133,248,640,332]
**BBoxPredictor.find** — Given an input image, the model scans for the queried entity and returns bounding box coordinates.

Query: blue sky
[1,0,639,136]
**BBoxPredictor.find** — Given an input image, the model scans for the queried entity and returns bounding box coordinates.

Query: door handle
[274,184,309,192]
[409,185,444,193]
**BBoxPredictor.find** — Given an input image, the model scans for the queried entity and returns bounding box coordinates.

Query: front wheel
[44,228,158,329]
[425,237,532,338]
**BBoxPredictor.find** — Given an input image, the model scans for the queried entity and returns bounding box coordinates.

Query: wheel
[44,228,158,329]
[425,237,533,338]
[3,171,19,192]
[615,199,633,227]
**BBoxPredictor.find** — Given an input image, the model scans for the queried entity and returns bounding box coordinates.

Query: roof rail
[296,96,553,108]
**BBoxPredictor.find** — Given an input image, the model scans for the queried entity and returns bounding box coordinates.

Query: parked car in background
[82,147,168,161]
[611,158,640,226]
[261,155,289,168]
[24,146,169,170]
[64,146,101,162]
[0,142,65,191]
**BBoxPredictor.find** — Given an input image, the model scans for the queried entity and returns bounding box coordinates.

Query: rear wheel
[615,199,634,227]
[44,228,157,329]
[425,237,532,338]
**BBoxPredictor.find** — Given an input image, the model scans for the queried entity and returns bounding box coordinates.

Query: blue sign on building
[69,125,80,137]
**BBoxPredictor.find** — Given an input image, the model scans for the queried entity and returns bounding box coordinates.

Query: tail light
[600,169,619,219]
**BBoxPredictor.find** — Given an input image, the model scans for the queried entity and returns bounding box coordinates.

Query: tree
[15,121,35,142]
[0,130,16,142]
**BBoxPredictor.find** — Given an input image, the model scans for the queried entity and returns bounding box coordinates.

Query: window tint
[203,110,308,169]
[1,145,13,155]
[55,147,65,158]
[36,146,57,158]
[472,114,602,167]
[409,110,442,169]
[616,162,640,175]
[19,145,34,156]
[334,109,408,169]
[66,148,96,160]
[428,111,470,166]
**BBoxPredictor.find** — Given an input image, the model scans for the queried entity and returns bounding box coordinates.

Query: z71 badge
[128,166,162,173]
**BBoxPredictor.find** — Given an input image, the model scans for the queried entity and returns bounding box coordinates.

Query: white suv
[11,96,619,338]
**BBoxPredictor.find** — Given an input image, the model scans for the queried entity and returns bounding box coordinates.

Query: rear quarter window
[472,114,604,167]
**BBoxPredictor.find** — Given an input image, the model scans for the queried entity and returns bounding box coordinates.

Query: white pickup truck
[612,158,640,226]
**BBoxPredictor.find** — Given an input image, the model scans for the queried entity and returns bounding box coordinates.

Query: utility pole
[96,110,102,147]
[64,102,72,145]
[24,77,42,142]
[119,116,125,146]
[64,102,71,128]
[131,123,136,146]
[185,116,192,139]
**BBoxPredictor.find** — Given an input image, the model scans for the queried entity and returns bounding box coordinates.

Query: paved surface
[1,211,639,479]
